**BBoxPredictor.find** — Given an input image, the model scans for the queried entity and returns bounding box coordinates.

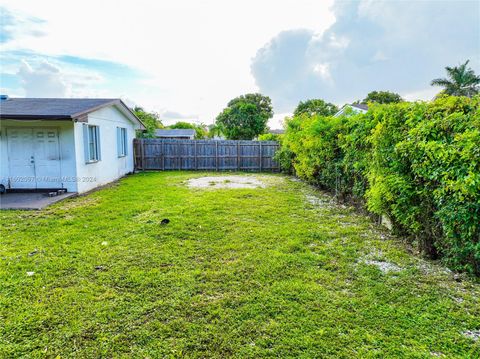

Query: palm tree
[431,60,480,97]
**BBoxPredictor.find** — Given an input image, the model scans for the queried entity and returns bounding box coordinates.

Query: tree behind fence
[134,139,280,171]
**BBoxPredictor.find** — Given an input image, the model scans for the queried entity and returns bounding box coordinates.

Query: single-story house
[334,103,369,117]
[154,129,195,139]
[0,97,145,194]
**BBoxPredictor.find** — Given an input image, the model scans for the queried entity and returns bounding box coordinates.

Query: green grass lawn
[1,172,479,358]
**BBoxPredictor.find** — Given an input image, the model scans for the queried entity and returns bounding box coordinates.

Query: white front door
[6,128,36,189]
[33,128,62,188]
[6,128,62,189]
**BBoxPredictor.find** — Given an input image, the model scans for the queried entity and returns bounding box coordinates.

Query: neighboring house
[0,97,145,194]
[269,129,285,135]
[154,129,195,139]
[334,103,369,117]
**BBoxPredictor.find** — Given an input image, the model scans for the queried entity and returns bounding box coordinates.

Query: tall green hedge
[277,96,480,275]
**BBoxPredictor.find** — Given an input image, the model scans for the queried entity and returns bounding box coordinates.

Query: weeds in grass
[0,172,479,357]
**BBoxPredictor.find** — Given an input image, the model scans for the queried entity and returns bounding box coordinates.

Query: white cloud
[3,0,479,127]
[403,88,438,102]
[161,110,198,121]
[0,7,46,43]
[372,50,388,62]
[17,60,68,97]
[0,0,335,123]
[313,63,331,80]
[14,58,107,98]
[252,0,480,110]
[269,113,292,130]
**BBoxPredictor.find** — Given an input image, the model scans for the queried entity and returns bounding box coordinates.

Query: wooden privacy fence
[134,139,280,171]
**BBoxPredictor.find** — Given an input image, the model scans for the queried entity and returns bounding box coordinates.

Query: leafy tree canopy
[431,60,480,97]
[169,121,195,129]
[361,91,403,104]
[169,121,207,139]
[293,99,338,117]
[207,124,224,139]
[215,93,273,140]
[258,133,282,141]
[133,106,163,138]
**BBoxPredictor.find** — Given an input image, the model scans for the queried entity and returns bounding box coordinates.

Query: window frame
[117,127,127,157]
[86,125,100,163]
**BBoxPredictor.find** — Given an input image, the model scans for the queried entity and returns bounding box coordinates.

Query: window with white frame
[117,127,127,157]
[83,125,101,162]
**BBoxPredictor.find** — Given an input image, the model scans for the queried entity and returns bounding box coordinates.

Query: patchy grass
[0,172,479,357]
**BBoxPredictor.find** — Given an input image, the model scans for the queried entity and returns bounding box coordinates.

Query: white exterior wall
[74,106,137,193]
[0,120,78,192]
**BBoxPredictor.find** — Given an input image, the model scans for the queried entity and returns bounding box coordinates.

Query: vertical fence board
[134,139,279,172]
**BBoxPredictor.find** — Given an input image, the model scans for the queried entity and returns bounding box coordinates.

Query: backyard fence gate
[134,139,280,172]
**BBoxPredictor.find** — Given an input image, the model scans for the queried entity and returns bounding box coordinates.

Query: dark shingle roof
[0,98,117,120]
[155,129,196,137]
[351,103,369,111]
[0,97,145,129]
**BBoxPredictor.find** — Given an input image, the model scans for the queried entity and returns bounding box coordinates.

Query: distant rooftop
[155,129,196,138]
[333,103,369,117]
[350,103,369,111]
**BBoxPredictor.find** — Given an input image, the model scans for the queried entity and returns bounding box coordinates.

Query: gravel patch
[417,262,452,276]
[359,250,404,273]
[306,194,324,206]
[462,330,480,341]
[363,259,403,273]
[187,175,267,189]
[305,194,335,208]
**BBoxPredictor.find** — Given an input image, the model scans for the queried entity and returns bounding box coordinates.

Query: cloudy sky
[0,0,479,128]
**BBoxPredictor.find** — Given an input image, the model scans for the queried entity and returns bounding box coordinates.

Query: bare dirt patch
[186,175,269,189]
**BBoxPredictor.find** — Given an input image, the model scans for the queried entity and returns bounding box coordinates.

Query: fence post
[259,142,263,171]
[194,141,197,170]
[162,140,165,170]
[215,141,219,171]
[134,139,138,170]
[142,139,146,170]
[237,142,240,171]
[140,139,144,170]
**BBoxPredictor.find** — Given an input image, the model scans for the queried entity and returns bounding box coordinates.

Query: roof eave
[0,115,82,121]
[0,98,146,129]
[71,99,146,130]
[115,100,146,130]
[70,99,118,120]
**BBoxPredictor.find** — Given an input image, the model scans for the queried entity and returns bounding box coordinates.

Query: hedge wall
[277,96,480,275]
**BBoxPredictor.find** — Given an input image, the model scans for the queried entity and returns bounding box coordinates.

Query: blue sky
[0,0,479,127]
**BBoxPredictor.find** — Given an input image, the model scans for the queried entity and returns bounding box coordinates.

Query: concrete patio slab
[0,192,77,210]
